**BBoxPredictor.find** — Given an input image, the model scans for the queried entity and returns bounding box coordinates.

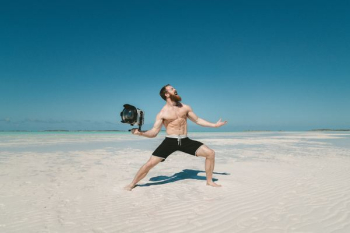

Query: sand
[0,131,350,233]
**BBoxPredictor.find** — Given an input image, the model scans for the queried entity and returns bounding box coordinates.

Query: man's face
[166,86,182,102]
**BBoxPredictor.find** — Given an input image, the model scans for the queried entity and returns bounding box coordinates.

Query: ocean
[1,131,349,156]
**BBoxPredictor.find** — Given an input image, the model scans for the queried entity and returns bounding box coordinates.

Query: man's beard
[169,93,182,102]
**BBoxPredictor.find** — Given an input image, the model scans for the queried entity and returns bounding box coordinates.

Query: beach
[0,131,350,233]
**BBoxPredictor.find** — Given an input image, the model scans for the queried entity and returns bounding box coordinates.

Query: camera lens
[123,109,134,120]
[120,104,143,128]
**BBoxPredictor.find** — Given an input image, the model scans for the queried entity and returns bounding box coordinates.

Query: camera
[120,104,144,130]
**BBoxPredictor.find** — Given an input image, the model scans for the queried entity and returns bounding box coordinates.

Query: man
[124,84,227,191]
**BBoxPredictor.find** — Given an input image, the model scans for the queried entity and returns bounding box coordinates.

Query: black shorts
[152,137,204,162]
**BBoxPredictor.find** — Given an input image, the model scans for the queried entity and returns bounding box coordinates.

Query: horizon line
[1,129,350,133]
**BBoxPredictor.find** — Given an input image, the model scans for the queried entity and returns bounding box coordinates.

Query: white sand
[0,132,350,233]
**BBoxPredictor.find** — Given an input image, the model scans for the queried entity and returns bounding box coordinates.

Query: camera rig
[120,104,144,131]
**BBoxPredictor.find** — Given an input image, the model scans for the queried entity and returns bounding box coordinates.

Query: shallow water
[1,131,349,158]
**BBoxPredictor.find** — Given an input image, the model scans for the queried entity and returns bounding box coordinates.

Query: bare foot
[207,182,222,187]
[124,184,136,191]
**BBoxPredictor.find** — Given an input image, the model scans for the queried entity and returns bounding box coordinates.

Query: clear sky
[1,0,349,131]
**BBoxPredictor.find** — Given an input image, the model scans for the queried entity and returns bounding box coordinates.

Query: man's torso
[161,103,189,135]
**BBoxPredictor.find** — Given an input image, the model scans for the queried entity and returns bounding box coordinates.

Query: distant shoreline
[0,130,127,132]
[309,129,350,132]
[1,129,349,132]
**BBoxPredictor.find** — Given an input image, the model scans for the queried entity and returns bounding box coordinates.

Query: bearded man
[124,84,227,191]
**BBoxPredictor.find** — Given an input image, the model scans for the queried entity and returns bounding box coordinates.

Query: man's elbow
[150,129,160,138]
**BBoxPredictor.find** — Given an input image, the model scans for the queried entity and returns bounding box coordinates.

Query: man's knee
[144,162,154,170]
[205,148,215,159]
[207,149,215,160]
[144,159,158,170]
[197,145,215,159]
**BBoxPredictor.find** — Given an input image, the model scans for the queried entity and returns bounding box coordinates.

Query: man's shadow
[137,169,230,187]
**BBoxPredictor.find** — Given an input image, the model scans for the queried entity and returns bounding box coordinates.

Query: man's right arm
[131,113,163,138]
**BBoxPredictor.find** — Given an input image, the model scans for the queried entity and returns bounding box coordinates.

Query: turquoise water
[1,131,349,154]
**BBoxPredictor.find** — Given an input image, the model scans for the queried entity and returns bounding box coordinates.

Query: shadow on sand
[137,169,230,188]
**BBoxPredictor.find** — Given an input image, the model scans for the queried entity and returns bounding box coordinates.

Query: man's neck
[166,99,179,106]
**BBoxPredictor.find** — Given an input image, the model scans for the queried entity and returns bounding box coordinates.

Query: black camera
[120,104,144,131]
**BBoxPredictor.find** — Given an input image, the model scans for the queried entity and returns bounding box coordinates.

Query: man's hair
[160,84,171,101]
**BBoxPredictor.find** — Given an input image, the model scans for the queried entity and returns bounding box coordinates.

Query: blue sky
[1,0,349,131]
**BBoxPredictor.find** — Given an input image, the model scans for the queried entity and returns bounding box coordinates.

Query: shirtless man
[124,84,227,191]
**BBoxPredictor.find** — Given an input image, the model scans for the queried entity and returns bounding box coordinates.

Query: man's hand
[131,128,141,135]
[215,118,227,128]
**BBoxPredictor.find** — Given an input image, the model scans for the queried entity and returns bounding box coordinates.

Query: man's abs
[164,118,188,135]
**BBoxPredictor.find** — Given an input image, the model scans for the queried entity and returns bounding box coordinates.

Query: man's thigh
[148,155,164,165]
[195,145,214,158]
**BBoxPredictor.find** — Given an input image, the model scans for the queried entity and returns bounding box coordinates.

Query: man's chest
[163,108,188,121]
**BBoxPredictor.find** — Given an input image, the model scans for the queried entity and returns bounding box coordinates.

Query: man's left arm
[187,106,227,128]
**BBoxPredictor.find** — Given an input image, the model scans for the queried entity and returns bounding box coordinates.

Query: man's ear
[165,92,169,98]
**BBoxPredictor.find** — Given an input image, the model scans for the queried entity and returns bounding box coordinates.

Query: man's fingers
[131,128,139,134]
[218,118,227,123]
[217,119,228,127]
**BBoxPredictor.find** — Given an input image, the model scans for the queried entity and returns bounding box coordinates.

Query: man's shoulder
[181,103,192,110]
[157,106,168,118]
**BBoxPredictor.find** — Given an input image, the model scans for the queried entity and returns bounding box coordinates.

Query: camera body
[120,104,144,130]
